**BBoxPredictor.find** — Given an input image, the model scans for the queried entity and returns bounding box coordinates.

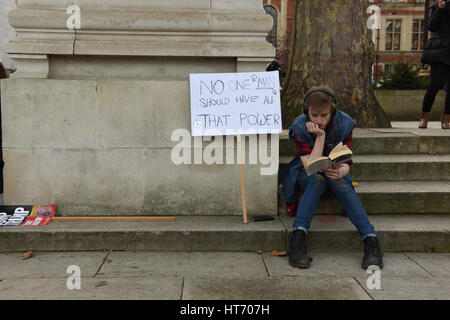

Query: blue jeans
[292,170,376,239]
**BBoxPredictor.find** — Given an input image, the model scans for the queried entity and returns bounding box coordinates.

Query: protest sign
[189,71,282,136]
[189,72,281,223]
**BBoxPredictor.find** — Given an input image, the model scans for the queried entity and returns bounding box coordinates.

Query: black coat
[421,6,450,66]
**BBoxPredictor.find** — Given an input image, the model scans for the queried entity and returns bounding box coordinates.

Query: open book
[305,142,353,175]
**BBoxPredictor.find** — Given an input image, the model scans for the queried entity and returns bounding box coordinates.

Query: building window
[384,64,392,79]
[264,5,277,47]
[412,19,424,51]
[385,20,401,50]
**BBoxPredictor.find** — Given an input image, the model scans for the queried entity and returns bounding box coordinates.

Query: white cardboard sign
[189,71,282,136]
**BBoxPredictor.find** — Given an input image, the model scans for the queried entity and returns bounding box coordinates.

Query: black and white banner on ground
[0,204,56,226]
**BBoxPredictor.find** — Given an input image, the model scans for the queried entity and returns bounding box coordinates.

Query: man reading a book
[283,86,383,269]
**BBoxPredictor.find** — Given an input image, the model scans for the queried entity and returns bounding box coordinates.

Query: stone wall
[2,79,277,216]
[375,90,445,121]
[0,0,16,71]
[2,0,278,216]
[7,0,275,79]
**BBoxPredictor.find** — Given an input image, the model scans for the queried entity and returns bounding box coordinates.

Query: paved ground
[0,251,449,300]
[390,121,442,129]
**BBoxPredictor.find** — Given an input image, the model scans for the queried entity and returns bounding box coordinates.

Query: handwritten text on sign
[189,71,282,136]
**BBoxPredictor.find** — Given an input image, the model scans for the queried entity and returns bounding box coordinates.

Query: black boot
[288,230,312,268]
[361,236,384,269]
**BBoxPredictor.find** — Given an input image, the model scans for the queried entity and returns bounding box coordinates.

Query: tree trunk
[281,0,391,128]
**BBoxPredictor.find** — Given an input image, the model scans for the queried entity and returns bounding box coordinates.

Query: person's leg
[292,171,327,233]
[422,64,446,113]
[326,174,383,269]
[326,174,376,239]
[442,66,450,129]
[421,66,443,128]
[445,66,450,114]
[289,171,327,269]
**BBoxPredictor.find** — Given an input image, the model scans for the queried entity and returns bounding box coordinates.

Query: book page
[307,156,329,164]
[331,142,343,153]
[329,144,352,161]
[306,158,331,175]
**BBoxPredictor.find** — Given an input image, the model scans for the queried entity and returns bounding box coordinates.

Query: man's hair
[303,85,337,113]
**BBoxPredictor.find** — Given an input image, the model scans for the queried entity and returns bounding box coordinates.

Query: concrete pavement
[0,251,449,300]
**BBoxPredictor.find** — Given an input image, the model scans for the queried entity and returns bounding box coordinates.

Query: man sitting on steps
[282,85,384,270]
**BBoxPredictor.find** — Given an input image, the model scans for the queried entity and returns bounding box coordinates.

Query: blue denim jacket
[282,110,356,205]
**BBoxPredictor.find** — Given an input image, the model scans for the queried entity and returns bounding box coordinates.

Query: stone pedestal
[2,0,278,216]
[0,0,17,71]
[7,0,275,80]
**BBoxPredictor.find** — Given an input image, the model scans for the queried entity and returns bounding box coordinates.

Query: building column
[278,0,288,46]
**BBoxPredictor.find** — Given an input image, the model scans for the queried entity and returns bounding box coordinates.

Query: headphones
[303,89,337,115]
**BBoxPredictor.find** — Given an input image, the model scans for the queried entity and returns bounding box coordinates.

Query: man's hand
[322,167,341,180]
[323,163,350,180]
[306,122,325,137]
[439,0,446,9]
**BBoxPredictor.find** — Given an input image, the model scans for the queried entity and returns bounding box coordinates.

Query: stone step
[279,128,450,156]
[281,215,450,252]
[277,181,450,215]
[0,215,448,253]
[279,154,450,182]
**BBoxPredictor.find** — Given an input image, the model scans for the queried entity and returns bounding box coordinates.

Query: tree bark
[281,0,391,128]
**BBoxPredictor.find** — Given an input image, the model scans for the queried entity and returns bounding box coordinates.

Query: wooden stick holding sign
[236,134,247,224]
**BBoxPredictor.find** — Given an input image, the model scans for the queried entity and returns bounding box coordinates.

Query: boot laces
[365,237,380,256]
[292,231,307,254]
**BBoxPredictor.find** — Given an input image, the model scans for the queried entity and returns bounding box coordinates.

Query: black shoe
[288,230,313,269]
[361,236,384,269]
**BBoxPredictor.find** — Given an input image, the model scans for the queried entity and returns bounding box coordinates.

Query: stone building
[370,0,429,78]
[262,0,295,49]
[0,0,16,71]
